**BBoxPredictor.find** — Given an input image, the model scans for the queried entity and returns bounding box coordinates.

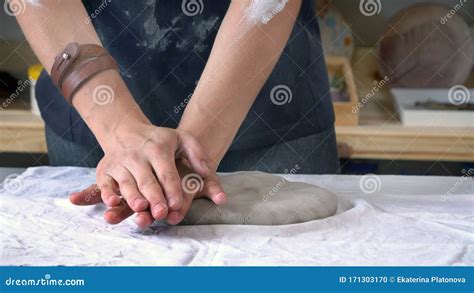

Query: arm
[179,0,302,169]
[14,0,148,141]
[68,0,302,227]
[14,0,219,223]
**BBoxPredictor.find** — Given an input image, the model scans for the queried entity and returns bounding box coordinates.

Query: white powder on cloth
[1,167,473,266]
[243,0,289,25]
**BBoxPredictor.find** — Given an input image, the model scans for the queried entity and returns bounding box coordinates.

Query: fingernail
[169,198,180,209]
[214,192,226,204]
[153,204,166,218]
[134,198,148,210]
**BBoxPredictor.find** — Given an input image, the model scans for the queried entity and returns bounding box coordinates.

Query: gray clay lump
[182,172,338,225]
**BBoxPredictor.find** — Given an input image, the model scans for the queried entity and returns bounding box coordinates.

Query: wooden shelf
[0,109,46,153]
[1,47,473,162]
[335,47,474,162]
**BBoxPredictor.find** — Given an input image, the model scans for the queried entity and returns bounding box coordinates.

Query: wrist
[98,118,152,152]
[177,125,220,172]
[70,70,151,149]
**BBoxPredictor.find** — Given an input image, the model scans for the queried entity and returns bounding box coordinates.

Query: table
[1,166,472,266]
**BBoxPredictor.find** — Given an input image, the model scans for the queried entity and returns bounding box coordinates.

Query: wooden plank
[0,110,46,153]
[0,110,44,128]
[337,126,474,162]
[0,126,46,153]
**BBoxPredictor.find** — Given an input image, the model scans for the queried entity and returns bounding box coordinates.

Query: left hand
[70,160,227,228]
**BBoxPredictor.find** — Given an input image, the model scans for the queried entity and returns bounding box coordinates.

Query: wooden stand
[326,56,359,126]
[335,48,474,162]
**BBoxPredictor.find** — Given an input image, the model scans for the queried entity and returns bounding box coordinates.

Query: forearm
[14,0,149,150]
[178,0,301,169]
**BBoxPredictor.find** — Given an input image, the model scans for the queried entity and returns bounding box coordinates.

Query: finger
[127,162,169,220]
[104,201,134,225]
[70,184,102,206]
[167,192,193,225]
[135,211,155,229]
[201,178,227,205]
[106,208,155,229]
[105,205,154,229]
[110,167,149,212]
[149,151,183,211]
[97,173,121,207]
[177,130,211,177]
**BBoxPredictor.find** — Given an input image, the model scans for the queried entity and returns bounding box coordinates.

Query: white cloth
[0,167,472,266]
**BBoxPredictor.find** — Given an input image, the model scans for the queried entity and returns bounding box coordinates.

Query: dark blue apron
[36,0,334,151]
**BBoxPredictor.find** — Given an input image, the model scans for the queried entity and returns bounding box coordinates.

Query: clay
[182,172,337,225]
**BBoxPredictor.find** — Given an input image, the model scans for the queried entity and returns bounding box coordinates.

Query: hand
[70,160,227,228]
[95,122,211,222]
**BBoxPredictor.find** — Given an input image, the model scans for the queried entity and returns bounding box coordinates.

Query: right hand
[71,159,227,228]
[96,122,213,221]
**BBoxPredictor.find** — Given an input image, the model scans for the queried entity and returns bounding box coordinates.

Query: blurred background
[0,0,473,176]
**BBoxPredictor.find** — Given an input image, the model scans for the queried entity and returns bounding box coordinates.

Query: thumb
[70,184,102,206]
[177,130,211,177]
